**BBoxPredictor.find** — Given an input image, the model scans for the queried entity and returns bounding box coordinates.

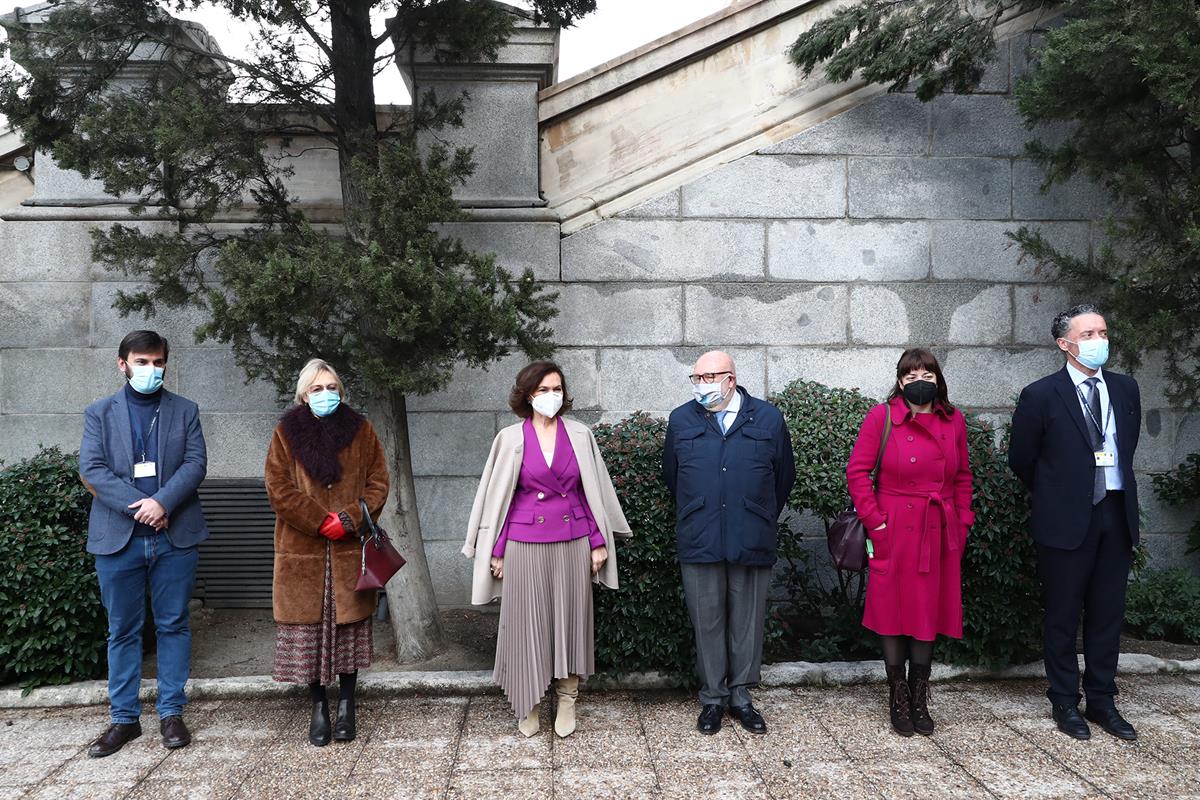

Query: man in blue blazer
[1009,304,1140,742]
[663,350,796,735]
[79,330,209,757]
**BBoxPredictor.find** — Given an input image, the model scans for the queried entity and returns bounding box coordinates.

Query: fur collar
[278,403,365,486]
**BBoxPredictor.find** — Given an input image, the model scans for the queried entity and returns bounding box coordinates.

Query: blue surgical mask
[309,389,340,417]
[692,379,729,410]
[128,364,164,394]
[1067,337,1109,370]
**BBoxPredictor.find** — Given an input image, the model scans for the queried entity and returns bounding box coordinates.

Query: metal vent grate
[196,479,275,608]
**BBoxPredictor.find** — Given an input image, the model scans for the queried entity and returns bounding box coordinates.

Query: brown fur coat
[265,403,389,625]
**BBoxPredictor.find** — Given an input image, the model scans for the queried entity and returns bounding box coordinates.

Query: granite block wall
[2,37,1195,608]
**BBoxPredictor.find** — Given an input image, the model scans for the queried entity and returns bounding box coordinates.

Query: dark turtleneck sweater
[125,382,162,536]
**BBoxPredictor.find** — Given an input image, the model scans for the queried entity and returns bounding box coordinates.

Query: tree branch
[276,0,334,59]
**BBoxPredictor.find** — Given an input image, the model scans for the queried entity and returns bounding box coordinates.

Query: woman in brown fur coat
[264,358,388,747]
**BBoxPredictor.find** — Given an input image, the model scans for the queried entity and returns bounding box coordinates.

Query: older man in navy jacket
[80,330,209,758]
[663,350,795,734]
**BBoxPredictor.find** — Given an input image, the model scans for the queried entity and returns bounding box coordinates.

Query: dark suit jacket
[80,388,209,555]
[662,388,796,566]
[1008,366,1140,550]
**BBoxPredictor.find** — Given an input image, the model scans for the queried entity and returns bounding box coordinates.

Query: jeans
[95,534,199,724]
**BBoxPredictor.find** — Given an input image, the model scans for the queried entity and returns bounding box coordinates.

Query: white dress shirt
[1065,362,1123,490]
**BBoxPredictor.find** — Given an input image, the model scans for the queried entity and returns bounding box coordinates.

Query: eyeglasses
[687,371,732,385]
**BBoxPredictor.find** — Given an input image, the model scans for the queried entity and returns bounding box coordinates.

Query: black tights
[308,671,358,704]
[881,635,934,668]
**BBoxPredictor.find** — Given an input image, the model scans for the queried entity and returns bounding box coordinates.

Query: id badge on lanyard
[1076,385,1115,469]
[133,407,160,479]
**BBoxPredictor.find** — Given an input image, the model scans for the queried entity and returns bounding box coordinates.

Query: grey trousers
[680,562,771,707]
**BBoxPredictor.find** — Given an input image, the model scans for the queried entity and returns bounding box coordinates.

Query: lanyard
[1075,383,1112,445]
[132,406,160,463]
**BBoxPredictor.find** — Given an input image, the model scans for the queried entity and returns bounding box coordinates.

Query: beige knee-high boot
[518,703,540,737]
[554,676,579,738]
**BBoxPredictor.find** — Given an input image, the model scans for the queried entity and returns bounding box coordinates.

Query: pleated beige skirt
[494,536,595,720]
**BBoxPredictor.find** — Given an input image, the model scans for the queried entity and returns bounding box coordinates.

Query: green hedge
[592,413,696,682]
[940,420,1040,667]
[1124,569,1200,644]
[0,447,107,689]
[1153,452,1200,555]
[772,380,1041,667]
[770,382,878,662]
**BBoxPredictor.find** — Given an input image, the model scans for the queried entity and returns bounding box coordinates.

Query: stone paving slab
[1,676,1198,799]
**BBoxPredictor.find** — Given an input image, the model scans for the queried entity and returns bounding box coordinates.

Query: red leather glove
[318,512,351,541]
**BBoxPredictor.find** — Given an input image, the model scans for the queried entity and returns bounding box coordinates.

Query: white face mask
[692,379,730,410]
[1063,337,1109,370]
[531,391,563,418]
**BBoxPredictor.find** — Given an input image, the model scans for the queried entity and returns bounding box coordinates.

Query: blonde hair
[293,358,346,405]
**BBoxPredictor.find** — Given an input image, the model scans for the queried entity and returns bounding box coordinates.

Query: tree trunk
[330,2,443,660]
[376,390,445,662]
[329,0,380,243]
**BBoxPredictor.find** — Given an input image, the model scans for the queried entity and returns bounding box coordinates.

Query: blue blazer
[80,388,210,555]
[1008,366,1140,550]
[662,388,796,566]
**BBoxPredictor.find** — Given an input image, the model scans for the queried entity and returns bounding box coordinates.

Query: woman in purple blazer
[464,361,631,738]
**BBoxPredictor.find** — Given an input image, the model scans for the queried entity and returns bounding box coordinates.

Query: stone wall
[411,36,1199,603]
[1,24,1196,608]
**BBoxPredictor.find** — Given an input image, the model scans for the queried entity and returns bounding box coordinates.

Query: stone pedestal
[392,3,558,209]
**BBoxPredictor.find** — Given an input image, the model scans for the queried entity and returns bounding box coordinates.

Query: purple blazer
[492,418,605,557]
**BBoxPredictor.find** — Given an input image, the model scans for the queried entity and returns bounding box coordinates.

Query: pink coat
[846,396,975,640]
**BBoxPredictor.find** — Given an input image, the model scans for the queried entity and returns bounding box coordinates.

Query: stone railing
[539,0,1051,234]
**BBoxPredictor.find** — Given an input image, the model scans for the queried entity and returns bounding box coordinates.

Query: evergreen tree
[788,1,1199,408]
[0,0,596,660]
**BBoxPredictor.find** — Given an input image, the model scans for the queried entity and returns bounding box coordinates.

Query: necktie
[1083,377,1107,505]
[718,411,730,433]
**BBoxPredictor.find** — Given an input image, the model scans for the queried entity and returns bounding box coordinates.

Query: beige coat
[463,416,632,605]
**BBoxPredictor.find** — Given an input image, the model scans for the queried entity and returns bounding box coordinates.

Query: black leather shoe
[160,716,191,749]
[1052,704,1091,740]
[87,722,142,758]
[1084,706,1137,741]
[333,698,356,742]
[729,703,767,735]
[309,701,332,747]
[697,704,723,734]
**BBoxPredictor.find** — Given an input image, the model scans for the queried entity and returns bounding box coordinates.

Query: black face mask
[902,379,938,407]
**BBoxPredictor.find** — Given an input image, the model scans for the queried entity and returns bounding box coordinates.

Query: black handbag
[827,411,892,572]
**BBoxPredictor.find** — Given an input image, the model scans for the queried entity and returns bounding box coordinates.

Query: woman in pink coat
[846,348,975,737]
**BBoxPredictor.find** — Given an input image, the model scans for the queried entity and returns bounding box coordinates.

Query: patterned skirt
[493,537,595,720]
[273,541,373,686]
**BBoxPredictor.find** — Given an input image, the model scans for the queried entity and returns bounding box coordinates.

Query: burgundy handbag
[355,498,406,591]
[827,411,892,572]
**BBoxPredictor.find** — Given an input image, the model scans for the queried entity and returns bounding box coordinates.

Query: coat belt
[877,488,959,574]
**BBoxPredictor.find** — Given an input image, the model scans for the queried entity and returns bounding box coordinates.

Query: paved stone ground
[2,674,1199,800]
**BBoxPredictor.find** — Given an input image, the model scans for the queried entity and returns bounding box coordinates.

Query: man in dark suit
[663,350,796,735]
[80,330,209,757]
[1009,304,1140,741]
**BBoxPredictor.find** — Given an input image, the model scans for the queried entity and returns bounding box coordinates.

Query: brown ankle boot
[886,665,914,737]
[908,663,934,735]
